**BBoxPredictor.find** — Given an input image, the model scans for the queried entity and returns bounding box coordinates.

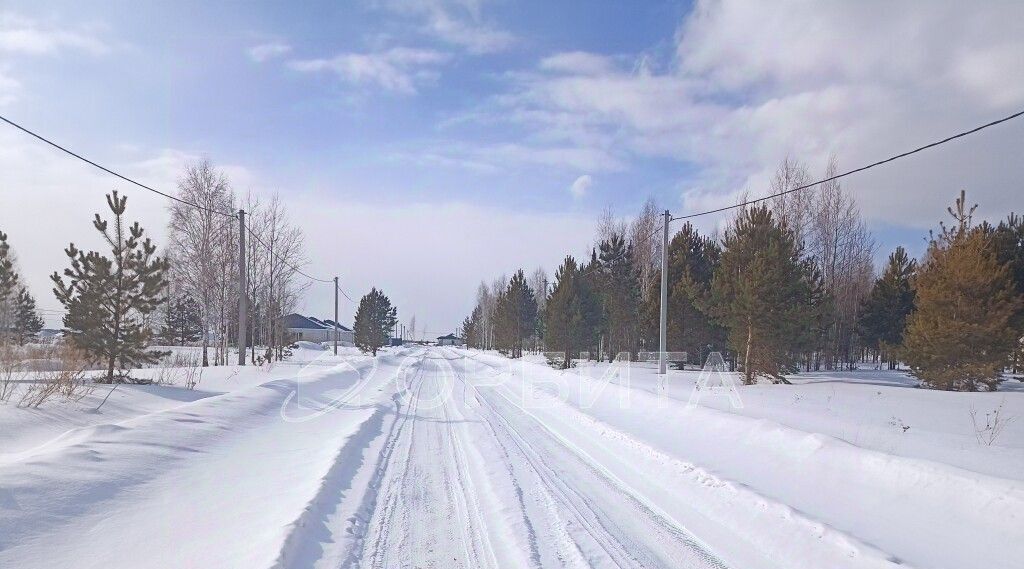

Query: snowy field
[0,345,1021,568]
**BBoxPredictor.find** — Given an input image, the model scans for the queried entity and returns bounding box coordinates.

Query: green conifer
[52,192,170,383]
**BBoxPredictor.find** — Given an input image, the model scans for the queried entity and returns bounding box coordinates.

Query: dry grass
[150,351,203,390]
[16,344,93,408]
[0,345,27,403]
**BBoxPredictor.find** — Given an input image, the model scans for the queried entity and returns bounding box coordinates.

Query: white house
[283,313,354,345]
[436,333,464,346]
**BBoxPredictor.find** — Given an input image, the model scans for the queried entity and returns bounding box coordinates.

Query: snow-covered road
[1,345,1021,568]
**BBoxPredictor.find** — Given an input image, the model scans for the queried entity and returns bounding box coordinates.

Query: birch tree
[168,159,234,367]
[629,198,662,303]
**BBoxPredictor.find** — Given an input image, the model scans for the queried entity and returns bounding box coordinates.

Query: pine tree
[161,294,203,346]
[52,192,170,383]
[902,192,1022,391]
[14,288,43,345]
[353,287,397,356]
[858,246,916,369]
[711,206,812,384]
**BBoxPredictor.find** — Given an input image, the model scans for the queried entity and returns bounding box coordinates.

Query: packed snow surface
[1,345,1021,568]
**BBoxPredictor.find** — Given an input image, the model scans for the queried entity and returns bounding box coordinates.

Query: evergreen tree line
[462,159,1024,391]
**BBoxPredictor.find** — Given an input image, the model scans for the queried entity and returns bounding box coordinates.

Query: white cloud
[289,47,450,94]
[540,52,615,76]
[379,0,514,53]
[0,68,21,105]
[0,12,109,56]
[391,140,625,173]
[475,0,1024,228]
[248,40,291,62]
[569,174,591,199]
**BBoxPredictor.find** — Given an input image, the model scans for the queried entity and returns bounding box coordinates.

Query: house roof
[282,313,353,331]
[323,319,353,332]
[282,313,327,330]
[437,333,461,340]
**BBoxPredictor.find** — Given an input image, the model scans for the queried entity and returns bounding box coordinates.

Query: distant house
[282,313,354,345]
[436,333,464,346]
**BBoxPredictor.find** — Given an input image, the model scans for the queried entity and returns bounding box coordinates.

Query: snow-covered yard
[0,346,1021,568]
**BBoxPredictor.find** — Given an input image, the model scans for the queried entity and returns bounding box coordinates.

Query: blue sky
[5,1,689,212]
[2,1,1023,333]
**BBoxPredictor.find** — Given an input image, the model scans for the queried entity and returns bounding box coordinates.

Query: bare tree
[769,155,876,369]
[769,156,815,247]
[810,155,875,368]
[529,267,548,313]
[596,206,628,248]
[168,159,234,367]
[259,194,308,360]
[476,281,494,350]
[629,198,661,302]
[242,193,271,363]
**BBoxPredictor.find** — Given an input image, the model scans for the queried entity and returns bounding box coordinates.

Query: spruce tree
[544,256,599,367]
[14,288,44,345]
[493,287,513,354]
[493,270,537,358]
[461,314,474,347]
[353,287,398,355]
[52,192,170,383]
[984,213,1024,372]
[577,253,603,358]
[162,294,203,346]
[858,246,916,369]
[595,232,640,361]
[0,231,19,341]
[793,259,832,371]
[463,305,483,348]
[711,206,811,384]
[666,223,726,365]
[902,192,1021,391]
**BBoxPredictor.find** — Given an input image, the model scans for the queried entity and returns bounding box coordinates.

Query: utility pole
[658,209,669,374]
[237,209,247,366]
[333,276,339,356]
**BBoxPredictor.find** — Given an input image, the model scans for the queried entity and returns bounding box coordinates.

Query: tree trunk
[743,319,754,385]
[202,327,209,367]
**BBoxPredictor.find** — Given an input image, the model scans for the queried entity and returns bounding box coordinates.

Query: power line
[0,114,234,218]
[336,282,354,302]
[242,221,354,300]
[573,109,1024,282]
[242,227,327,284]
[0,113,353,299]
[671,109,1024,222]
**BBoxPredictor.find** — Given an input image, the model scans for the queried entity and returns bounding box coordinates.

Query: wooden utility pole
[658,209,669,374]
[333,276,339,356]
[237,209,247,366]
